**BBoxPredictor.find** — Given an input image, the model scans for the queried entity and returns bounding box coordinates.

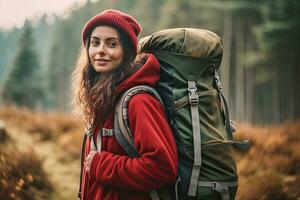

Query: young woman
[72,9,178,200]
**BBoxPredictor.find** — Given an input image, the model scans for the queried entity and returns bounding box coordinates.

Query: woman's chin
[94,66,109,73]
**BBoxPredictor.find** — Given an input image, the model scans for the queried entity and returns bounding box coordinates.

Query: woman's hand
[85,151,98,173]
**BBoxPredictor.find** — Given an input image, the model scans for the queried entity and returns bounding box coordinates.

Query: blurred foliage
[0,106,82,199]
[0,128,53,200]
[1,22,45,109]
[0,106,81,139]
[234,122,300,199]
[0,149,54,200]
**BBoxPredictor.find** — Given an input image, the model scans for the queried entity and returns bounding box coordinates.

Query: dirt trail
[9,129,80,200]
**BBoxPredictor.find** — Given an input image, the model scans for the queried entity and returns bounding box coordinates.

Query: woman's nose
[97,43,106,54]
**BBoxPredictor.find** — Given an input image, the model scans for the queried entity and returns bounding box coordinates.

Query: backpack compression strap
[187,80,202,197]
[114,85,164,200]
[198,181,238,200]
[213,70,250,150]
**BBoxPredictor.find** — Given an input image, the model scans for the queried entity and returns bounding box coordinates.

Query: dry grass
[0,106,84,158]
[1,106,299,200]
[0,145,53,200]
[0,106,83,200]
[0,120,11,144]
[0,106,83,140]
[234,122,300,200]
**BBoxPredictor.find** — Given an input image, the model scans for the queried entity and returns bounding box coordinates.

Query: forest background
[1,0,299,124]
[0,0,300,199]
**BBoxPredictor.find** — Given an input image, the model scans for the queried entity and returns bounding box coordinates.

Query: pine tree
[1,22,45,109]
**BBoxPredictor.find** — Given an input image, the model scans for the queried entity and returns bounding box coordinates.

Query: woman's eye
[90,40,99,46]
[107,41,118,47]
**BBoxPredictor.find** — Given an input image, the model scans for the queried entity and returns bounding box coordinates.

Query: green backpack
[114,28,250,200]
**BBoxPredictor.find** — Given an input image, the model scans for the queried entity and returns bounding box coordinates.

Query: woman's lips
[94,59,110,66]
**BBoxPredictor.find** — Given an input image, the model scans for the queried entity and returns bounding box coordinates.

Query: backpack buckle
[213,71,223,90]
[85,126,93,137]
[101,128,114,136]
[188,87,199,106]
[212,182,217,190]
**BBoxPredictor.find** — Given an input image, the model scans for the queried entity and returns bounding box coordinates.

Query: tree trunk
[244,22,254,123]
[234,19,245,122]
[220,11,233,116]
[272,57,280,123]
[293,48,300,120]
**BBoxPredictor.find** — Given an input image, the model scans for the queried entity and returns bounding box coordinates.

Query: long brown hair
[72,26,147,129]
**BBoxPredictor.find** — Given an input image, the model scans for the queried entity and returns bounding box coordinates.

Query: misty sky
[0,0,89,30]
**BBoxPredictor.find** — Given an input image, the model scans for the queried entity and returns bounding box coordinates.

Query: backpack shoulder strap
[114,99,139,157]
[114,85,163,200]
[114,85,163,157]
[77,127,92,199]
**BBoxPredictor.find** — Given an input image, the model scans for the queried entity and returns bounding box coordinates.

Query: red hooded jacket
[80,54,178,200]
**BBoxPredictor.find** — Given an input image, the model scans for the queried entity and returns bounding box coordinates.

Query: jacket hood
[117,54,160,93]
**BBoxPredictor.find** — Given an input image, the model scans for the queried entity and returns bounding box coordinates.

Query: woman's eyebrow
[90,36,119,40]
[90,36,99,40]
[106,37,120,41]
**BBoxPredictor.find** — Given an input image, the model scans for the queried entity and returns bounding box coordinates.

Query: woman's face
[88,26,124,73]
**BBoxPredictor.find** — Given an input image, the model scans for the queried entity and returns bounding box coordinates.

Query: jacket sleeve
[89,93,178,191]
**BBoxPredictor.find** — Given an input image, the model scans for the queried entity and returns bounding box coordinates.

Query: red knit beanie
[81,9,141,54]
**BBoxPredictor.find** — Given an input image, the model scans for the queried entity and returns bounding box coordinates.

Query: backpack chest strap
[90,128,114,152]
[101,128,114,136]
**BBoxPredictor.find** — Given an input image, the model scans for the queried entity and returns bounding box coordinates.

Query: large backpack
[114,28,250,200]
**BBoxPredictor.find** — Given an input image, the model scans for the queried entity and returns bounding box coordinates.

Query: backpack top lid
[139,28,223,80]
